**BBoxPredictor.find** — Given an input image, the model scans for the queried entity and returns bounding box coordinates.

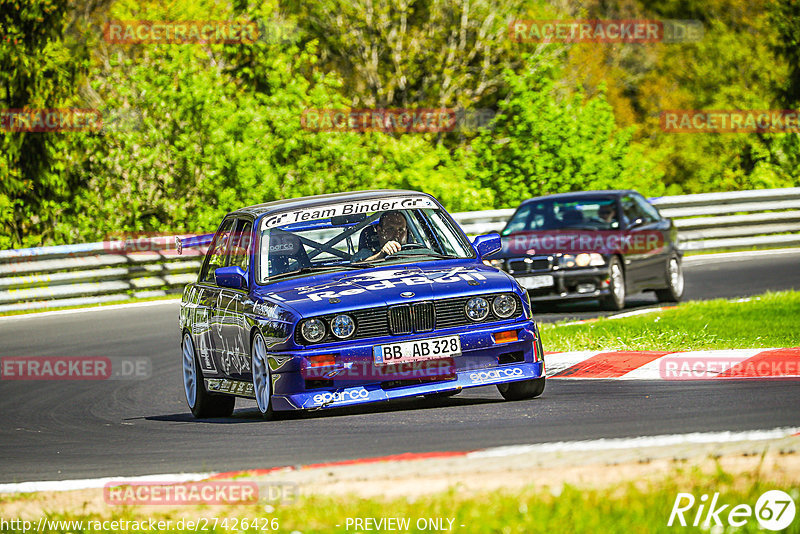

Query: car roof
[518,190,637,207]
[227,189,433,218]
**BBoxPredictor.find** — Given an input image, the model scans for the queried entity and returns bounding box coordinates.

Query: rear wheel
[251,332,274,420]
[497,377,545,401]
[182,333,235,418]
[655,256,684,302]
[600,257,626,311]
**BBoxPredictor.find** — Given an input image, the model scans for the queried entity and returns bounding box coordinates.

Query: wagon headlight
[465,297,489,321]
[492,295,516,318]
[575,253,605,267]
[558,254,576,268]
[330,314,355,339]
[300,318,326,343]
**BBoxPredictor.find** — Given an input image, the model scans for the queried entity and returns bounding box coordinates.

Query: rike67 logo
[668,490,796,531]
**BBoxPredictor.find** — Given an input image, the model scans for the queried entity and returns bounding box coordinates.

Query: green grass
[1,467,797,533]
[541,290,800,352]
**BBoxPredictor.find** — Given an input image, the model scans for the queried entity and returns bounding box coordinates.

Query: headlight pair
[465,295,517,321]
[300,314,355,343]
[558,253,605,268]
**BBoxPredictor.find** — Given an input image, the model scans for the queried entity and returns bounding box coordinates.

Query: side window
[620,196,638,224]
[228,219,253,272]
[634,194,661,222]
[502,205,532,235]
[199,218,235,284]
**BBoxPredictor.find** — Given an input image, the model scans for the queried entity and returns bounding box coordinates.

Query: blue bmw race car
[179,190,545,419]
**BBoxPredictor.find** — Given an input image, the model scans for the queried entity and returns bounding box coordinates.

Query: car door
[633,193,673,287]
[215,218,254,380]
[196,217,236,376]
[620,194,666,289]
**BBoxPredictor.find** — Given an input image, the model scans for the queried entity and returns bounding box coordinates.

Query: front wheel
[251,332,274,420]
[497,377,545,401]
[655,256,684,302]
[182,333,235,418]
[600,257,626,311]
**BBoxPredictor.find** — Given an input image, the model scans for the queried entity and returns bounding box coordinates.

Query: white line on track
[2,427,797,494]
[0,299,180,322]
[466,427,800,459]
[0,472,210,494]
[683,247,800,265]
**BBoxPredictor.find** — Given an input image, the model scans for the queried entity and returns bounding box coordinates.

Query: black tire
[497,377,546,401]
[182,333,235,418]
[251,332,275,420]
[600,257,626,311]
[655,255,684,303]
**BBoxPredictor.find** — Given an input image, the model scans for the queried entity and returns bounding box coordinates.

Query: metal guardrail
[1,188,799,312]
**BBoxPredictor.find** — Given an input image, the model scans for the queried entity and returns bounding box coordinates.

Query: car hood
[252,261,516,317]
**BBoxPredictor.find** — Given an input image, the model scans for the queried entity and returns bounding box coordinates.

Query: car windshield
[502,197,620,235]
[256,200,474,283]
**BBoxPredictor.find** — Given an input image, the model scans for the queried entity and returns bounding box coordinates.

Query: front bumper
[268,319,544,411]
[513,266,612,302]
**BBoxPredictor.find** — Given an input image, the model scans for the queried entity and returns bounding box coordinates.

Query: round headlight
[492,295,517,318]
[465,297,490,321]
[301,318,326,343]
[575,253,591,267]
[330,314,355,339]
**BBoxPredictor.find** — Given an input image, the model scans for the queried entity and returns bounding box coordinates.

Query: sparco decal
[312,389,370,405]
[261,196,437,230]
[469,367,524,383]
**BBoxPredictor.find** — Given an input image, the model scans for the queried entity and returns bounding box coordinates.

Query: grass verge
[0,466,797,533]
[540,290,800,352]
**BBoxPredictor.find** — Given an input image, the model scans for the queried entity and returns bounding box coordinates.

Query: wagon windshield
[502,196,620,235]
[256,199,474,283]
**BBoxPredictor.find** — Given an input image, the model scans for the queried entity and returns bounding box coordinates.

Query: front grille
[508,257,550,273]
[295,293,524,345]
[413,302,435,332]
[388,305,412,334]
[388,302,435,334]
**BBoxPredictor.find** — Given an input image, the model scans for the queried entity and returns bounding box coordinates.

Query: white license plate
[517,275,554,289]
[374,335,461,365]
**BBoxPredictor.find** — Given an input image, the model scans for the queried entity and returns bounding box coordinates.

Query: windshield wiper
[266,264,362,281]
[386,251,459,260]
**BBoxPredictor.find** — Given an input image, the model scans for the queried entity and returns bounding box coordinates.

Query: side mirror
[215,266,248,290]
[472,233,502,259]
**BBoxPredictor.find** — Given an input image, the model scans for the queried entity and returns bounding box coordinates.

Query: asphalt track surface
[1,250,799,484]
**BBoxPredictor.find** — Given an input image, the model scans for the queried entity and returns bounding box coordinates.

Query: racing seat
[357,224,381,255]
[268,232,311,276]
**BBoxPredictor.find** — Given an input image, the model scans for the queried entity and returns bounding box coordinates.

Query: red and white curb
[1,427,797,494]
[545,347,800,380]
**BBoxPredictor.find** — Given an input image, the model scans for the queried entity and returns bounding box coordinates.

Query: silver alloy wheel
[611,262,625,302]
[669,258,684,296]
[251,333,271,414]
[182,333,197,409]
